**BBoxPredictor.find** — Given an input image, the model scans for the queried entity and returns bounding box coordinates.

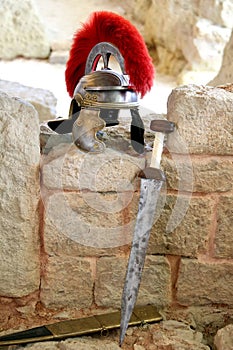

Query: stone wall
[0,85,233,347]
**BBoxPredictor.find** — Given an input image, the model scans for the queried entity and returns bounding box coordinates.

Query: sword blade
[120,176,164,346]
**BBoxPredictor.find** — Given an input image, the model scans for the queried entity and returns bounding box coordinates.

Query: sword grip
[149,119,175,169]
[150,131,164,169]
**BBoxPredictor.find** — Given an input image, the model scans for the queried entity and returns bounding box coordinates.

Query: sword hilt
[150,119,175,168]
[139,119,175,180]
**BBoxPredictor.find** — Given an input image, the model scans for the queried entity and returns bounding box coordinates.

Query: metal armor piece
[72,109,106,153]
[68,42,144,154]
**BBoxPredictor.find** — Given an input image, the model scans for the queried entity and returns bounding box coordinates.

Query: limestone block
[40,255,93,309]
[214,195,233,259]
[167,85,233,155]
[177,259,233,306]
[0,0,50,59]
[42,143,145,191]
[209,29,233,86]
[43,191,139,252]
[0,92,40,297]
[0,80,57,122]
[163,155,233,193]
[95,256,171,308]
[214,324,233,350]
[148,194,215,258]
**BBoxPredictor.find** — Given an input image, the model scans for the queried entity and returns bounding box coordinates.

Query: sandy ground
[0,0,177,118]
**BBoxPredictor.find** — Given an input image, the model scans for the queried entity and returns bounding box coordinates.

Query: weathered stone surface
[209,29,233,86]
[167,85,233,155]
[163,155,233,193]
[164,305,233,348]
[40,255,93,309]
[16,337,121,350]
[214,324,233,350]
[152,321,210,350]
[214,195,233,259]
[0,92,40,297]
[43,191,139,251]
[177,259,233,306]
[0,0,50,59]
[95,256,171,308]
[148,194,215,258]
[0,80,57,122]
[131,0,232,76]
[42,143,145,192]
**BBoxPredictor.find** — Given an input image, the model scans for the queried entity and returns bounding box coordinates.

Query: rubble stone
[214,324,233,350]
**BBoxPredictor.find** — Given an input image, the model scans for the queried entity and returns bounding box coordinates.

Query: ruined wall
[129,0,233,82]
[0,84,232,347]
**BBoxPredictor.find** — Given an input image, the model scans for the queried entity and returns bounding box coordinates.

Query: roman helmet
[48,11,155,154]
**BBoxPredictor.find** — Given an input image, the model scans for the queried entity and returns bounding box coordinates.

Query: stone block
[0,92,40,297]
[43,191,139,253]
[42,143,145,192]
[0,80,57,122]
[0,0,50,59]
[177,259,233,306]
[214,195,233,259]
[163,155,233,193]
[148,194,215,258]
[214,324,233,350]
[95,256,171,308]
[167,85,233,155]
[40,255,93,309]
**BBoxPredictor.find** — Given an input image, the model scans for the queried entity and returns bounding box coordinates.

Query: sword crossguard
[138,167,166,181]
[150,119,175,134]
